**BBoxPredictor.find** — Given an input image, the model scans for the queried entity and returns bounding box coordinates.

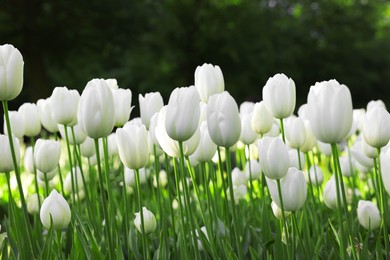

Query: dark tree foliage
[0,0,389,113]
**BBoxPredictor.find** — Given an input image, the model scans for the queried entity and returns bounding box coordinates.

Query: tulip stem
[178,142,201,260]
[247,144,255,203]
[30,137,42,208]
[135,168,149,260]
[279,118,286,143]
[374,148,389,257]
[54,133,65,195]
[225,147,244,259]
[331,143,347,260]
[2,100,36,257]
[120,163,130,258]
[276,178,291,260]
[94,138,114,260]
[63,125,76,204]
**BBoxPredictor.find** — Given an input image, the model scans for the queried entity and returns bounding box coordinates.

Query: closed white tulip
[194,63,224,103]
[78,79,115,139]
[192,121,217,163]
[351,139,374,169]
[139,92,164,129]
[34,139,61,173]
[165,86,200,142]
[64,167,85,194]
[357,200,381,230]
[258,136,290,180]
[19,102,41,137]
[37,168,58,182]
[380,148,390,196]
[50,87,80,126]
[305,165,324,185]
[317,141,332,156]
[40,189,71,230]
[239,101,255,115]
[24,146,34,173]
[300,121,317,153]
[134,207,157,234]
[0,44,24,101]
[251,101,273,135]
[339,155,355,177]
[245,159,261,180]
[232,167,247,186]
[111,88,133,127]
[207,91,241,148]
[285,117,306,149]
[37,98,59,133]
[0,134,20,173]
[323,175,345,209]
[124,167,149,186]
[117,124,149,170]
[266,167,307,211]
[3,110,24,138]
[271,201,291,220]
[307,80,353,143]
[80,137,95,158]
[240,113,258,145]
[367,99,386,111]
[27,193,42,214]
[362,106,390,148]
[288,148,305,170]
[262,73,296,119]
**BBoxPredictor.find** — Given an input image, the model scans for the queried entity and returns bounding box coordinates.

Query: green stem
[247,144,255,203]
[135,168,148,260]
[63,125,76,204]
[280,118,286,143]
[54,133,65,195]
[331,143,346,260]
[276,178,291,260]
[2,100,36,257]
[94,138,114,259]
[120,164,130,258]
[225,147,244,259]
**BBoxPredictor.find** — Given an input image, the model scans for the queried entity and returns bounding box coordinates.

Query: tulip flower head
[40,189,71,230]
[194,63,224,103]
[262,73,296,119]
[357,200,381,230]
[0,134,20,173]
[0,44,24,101]
[307,80,353,144]
[134,207,157,234]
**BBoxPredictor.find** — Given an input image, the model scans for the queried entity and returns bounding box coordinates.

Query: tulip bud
[307,80,353,143]
[266,167,307,211]
[105,78,118,89]
[362,106,390,148]
[323,175,345,209]
[3,110,24,138]
[117,124,149,170]
[165,86,200,142]
[0,44,24,101]
[139,92,164,129]
[240,113,257,145]
[362,139,377,159]
[0,134,20,173]
[37,168,58,182]
[239,101,255,115]
[34,139,61,173]
[194,63,224,103]
[24,146,34,173]
[78,79,115,139]
[271,201,291,220]
[80,137,95,158]
[367,99,386,111]
[380,148,390,196]
[37,98,59,133]
[232,167,247,186]
[19,102,41,137]
[111,88,133,127]
[300,121,317,153]
[50,87,80,126]
[64,167,86,194]
[351,139,374,169]
[207,91,241,148]
[134,207,157,234]
[347,109,366,138]
[339,155,355,177]
[317,141,332,156]
[262,73,296,119]
[251,101,273,135]
[40,189,71,230]
[305,165,324,185]
[124,167,149,186]
[227,184,247,205]
[244,159,261,180]
[357,200,381,230]
[192,122,217,163]
[288,148,305,170]
[285,117,306,149]
[258,136,290,180]
[27,193,42,214]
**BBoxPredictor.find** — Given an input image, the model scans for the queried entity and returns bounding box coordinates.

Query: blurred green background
[1,0,390,113]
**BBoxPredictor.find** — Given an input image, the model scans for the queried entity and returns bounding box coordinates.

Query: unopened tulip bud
[50,87,80,126]
[40,189,71,230]
[19,103,41,137]
[363,106,390,148]
[0,44,24,101]
[194,63,224,103]
[357,200,381,230]
[251,101,273,135]
[134,207,157,234]
[0,134,20,173]
[139,92,164,129]
[258,137,290,180]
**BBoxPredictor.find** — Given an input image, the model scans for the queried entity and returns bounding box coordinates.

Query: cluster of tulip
[1,43,390,259]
